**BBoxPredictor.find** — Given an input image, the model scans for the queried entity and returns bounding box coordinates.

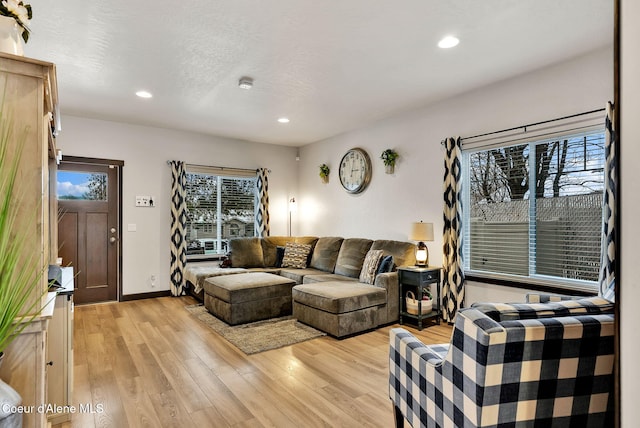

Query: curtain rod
[443,107,607,145]
[166,161,268,173]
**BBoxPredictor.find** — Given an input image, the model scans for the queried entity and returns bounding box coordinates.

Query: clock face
[339,148,372,194]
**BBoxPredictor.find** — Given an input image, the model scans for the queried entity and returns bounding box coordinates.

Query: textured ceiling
[25,0,612,146]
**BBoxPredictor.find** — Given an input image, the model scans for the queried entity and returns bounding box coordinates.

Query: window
[184,166,256,258]
[57,171,108,201]
[463,127,605,290]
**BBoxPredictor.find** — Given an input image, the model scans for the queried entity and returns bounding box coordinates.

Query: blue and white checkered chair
[389,296,614,427]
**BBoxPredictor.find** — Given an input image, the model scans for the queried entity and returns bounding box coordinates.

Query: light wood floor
[53,296,453,428]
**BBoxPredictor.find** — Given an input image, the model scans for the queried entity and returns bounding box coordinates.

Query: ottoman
[203,272,297,325]
[292,281,387,337]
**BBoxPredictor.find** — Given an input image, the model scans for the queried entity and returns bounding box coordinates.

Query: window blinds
[463,116,605,290]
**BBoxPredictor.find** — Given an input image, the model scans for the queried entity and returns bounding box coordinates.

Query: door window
[57,171,108,201]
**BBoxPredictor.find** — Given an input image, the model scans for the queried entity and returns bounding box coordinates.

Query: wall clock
[339,148,372,194]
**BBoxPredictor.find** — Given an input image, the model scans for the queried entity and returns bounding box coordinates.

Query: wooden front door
[57,158,122,304]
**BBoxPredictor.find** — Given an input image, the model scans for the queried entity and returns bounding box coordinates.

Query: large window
[184,166,256,259]
[463,128,605,290]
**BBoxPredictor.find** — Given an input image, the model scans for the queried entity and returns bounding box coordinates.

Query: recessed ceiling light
[277,117,290,124]
[136,90,153,98]
[239,77,254,89]
[438,36,460,49]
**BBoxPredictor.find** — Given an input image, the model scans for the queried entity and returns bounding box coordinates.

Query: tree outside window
[466,131,605,283]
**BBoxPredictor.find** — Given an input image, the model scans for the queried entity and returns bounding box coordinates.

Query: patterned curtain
[442,137,465,323]
[169,161,187,296]
[255,168,270,237]
[599,102,616,302]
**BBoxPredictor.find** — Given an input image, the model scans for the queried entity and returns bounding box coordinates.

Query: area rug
[185,304,326,355]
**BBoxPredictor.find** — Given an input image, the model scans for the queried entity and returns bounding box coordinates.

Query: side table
[398,266,441,330]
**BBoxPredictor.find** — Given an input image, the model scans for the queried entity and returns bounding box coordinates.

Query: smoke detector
[238,77,254,89]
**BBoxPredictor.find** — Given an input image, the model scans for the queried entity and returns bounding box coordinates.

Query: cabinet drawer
[399,270,440,285]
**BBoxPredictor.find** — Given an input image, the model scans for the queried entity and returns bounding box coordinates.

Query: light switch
[135,195,151,207]
[127,224,137,232]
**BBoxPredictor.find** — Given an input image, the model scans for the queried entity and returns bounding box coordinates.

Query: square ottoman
[203,272,297,325]
[292,281,387,337]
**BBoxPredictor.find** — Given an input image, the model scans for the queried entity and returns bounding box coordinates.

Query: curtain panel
[599,102,617,302]
[255,168,270,237]
[442,137,465,323]
[169,160,187,296]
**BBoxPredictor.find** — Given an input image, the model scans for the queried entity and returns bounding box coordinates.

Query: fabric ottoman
[292,281,387,337]
[203,272,297,325]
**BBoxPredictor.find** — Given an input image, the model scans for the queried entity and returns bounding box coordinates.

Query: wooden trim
[465,274,597,297]
[118,164,124,302]
[120,290,171,301]
[62,156,125,167]
[58,157,124,303]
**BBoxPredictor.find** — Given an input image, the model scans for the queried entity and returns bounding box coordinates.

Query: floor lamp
[288,197,297,236]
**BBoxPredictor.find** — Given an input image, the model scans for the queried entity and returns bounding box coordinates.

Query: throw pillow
[281,242,312,269]
[377,255,394,274]
[275,246,286,268]
[359,249,384,285]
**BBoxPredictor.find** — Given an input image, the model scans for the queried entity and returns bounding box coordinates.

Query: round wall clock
[339,148,372,194]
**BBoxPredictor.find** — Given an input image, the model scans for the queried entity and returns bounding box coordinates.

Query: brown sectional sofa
[198,235,416,337]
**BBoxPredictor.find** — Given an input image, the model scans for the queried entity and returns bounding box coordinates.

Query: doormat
[185,304,326,355]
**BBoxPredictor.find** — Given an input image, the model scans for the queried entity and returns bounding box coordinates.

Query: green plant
[380,149,399,166]
[0,0,32,43]
[319,163,330,178]
[0,100,49,354]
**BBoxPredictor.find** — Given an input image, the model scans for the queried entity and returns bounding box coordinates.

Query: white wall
[55,117,298,296]
[298,46,613,305]
[620,0,638,425]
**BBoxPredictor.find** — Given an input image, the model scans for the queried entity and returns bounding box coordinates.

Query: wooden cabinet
[0,53,60,428]
[47,268,74,425]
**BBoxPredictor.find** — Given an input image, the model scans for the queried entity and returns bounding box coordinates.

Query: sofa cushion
[294,236,320,247]
[279,267,327,284]
[292,282,386,314]
[334,238,373,278]
[303,274,359,284]
[261,236,295,267]
[359,249,384,284]
[229,238,265,268]
[281,242,312,269]
[370,240,416,267]
[309,237,344,272]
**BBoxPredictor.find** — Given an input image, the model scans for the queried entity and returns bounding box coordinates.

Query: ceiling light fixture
[438,36,460,49]
[277,117,290,124]
[136,90,153,98]
[238,77,254,89]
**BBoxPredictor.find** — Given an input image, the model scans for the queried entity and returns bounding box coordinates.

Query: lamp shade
[410,221,434,242]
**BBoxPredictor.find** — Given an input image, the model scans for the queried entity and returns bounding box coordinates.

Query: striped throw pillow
[281,242,312,269]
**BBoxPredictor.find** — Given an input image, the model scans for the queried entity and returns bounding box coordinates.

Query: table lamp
[410,221,434,266]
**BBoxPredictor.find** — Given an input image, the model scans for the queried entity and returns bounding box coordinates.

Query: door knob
[110,227,116,233]
[110,237,117,243]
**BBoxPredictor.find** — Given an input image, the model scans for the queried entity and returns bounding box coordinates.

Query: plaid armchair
[389,296,614,427]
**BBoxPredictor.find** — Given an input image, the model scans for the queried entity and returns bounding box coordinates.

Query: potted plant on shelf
[381,149,399,174]
[319,163,330,183]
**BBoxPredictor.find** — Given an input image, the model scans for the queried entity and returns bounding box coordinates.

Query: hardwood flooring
[53,296,452,428]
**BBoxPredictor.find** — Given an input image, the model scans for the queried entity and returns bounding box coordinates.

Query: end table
[398,266,441,330]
